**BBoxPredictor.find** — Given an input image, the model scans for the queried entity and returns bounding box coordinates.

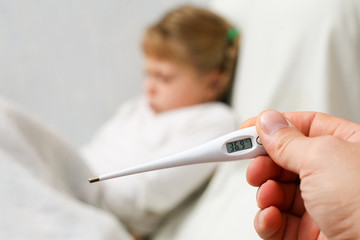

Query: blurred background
[0,0,210,146]
[2,0,359,148]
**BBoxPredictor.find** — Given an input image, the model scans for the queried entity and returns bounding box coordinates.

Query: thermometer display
[226,138,252,153]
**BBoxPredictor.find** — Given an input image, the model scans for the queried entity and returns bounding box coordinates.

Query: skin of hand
[241,110,360,240]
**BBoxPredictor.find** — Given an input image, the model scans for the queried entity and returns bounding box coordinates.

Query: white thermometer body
[89,126,266,183]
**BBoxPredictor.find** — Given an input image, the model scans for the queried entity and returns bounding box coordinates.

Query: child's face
[144,56,216,113]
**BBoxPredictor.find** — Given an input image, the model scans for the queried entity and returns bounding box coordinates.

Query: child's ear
[204,70,224,100]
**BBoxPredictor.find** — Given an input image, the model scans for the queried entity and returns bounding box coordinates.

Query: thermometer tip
[88,177,100,183]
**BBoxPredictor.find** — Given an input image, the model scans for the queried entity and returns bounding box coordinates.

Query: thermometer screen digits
[226,138,253,153]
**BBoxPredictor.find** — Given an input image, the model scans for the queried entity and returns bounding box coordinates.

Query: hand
[242,110,360,239]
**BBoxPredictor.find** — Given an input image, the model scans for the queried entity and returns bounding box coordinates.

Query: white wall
[0,0,209,146]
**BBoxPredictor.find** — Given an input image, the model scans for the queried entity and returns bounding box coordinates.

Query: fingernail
[260,111,289,135]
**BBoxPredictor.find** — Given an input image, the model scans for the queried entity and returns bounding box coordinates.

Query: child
[82,5,240,238]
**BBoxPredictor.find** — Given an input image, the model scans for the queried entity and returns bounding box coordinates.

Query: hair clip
[227,27,239,45]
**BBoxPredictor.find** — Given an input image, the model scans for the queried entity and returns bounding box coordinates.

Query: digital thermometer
[89,126,266,183]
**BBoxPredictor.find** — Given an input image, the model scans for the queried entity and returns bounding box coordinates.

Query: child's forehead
[143,31,190,61]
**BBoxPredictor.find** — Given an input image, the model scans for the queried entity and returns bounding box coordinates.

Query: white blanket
[223,0,360,123]
[153,160,259,240]
[0,98,133,240]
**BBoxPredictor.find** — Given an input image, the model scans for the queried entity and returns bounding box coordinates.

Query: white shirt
[82,97,237,234]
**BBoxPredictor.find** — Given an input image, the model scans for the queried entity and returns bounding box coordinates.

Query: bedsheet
[0,98,133,240]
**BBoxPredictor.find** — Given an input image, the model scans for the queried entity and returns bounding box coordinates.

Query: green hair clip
[227,27,239,45]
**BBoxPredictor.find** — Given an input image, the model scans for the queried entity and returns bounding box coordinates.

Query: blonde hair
[142,5,240,104]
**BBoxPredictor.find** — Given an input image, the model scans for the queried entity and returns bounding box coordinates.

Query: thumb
[256,110,309,174]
